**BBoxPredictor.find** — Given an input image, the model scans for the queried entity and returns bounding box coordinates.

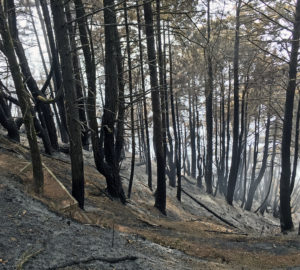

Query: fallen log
[181,188,237,229]
[47,255,138,269]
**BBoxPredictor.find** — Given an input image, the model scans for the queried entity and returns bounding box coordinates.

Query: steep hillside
[0,134,300,269]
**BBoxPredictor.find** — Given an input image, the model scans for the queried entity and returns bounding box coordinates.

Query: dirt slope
[0,134,300,269]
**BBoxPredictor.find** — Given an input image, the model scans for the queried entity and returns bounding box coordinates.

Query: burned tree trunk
[143,0,166,214]
[279,0,300,232]
[7,0,58,153]
[51,0,85,208]
[0,3,44,193]
[136,0,152,189]
[226,0,241,205]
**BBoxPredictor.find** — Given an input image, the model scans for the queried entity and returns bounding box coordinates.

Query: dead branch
[204,229,248,236]
[17,248,44,270]
[47,255,138,269]
[181,189,238,229]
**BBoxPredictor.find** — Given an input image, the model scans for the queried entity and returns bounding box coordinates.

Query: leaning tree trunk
[7,0,56,154]
[0,3,44,193]
[143,0,166,214]
[51,0,85,209]
[279,0,300,232]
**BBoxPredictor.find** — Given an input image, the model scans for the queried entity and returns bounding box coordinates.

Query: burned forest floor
[0,134,300,270]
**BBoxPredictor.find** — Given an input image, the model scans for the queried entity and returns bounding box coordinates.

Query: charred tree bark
[0,89,19,141]
[51,0,85,209]
[279,0,300,231]
[29,0,62,139]
[124,0,136,199]
[136,0,152,189]
[143,0,166,214]
[256,120,278,214]
[39,0,69,143]
[101,0,126,202]
[65,3,89,150]
[168,23,179,190]
[190,92,196,179]
[156,0,167,163]
[225,66,231,186]
[218,72,226,195]
[7,0,57,153]
[204,0,213,194]
[0,3,44,193]
[290,97,300,195]
[176,94,181,201]
[73,0,103,170]
[245,113,271,211]
[226,0,241,205]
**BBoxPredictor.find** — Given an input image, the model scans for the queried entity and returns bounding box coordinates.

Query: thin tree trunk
[136,0,152,189]
[65,4,89,150]
[245,113,271,211]
[204,0,213,194]
[29,0,62,139]
[256,120,278,214]
[176,94,181,201]
[125,0,136,199]
[226,0,241,205]
[0,3,44,193]
[39,0,69,143]
[168,22,180,191]
[7,0,56,153]
[290,97,300,195]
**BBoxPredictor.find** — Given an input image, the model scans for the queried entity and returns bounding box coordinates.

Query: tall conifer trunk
[143,0,166,214]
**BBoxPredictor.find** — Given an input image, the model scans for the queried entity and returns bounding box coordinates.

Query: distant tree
[136,0,152,190]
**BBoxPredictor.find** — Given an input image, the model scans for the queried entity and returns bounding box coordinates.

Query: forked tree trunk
[39,0,69,143]
[7,0,57,154]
